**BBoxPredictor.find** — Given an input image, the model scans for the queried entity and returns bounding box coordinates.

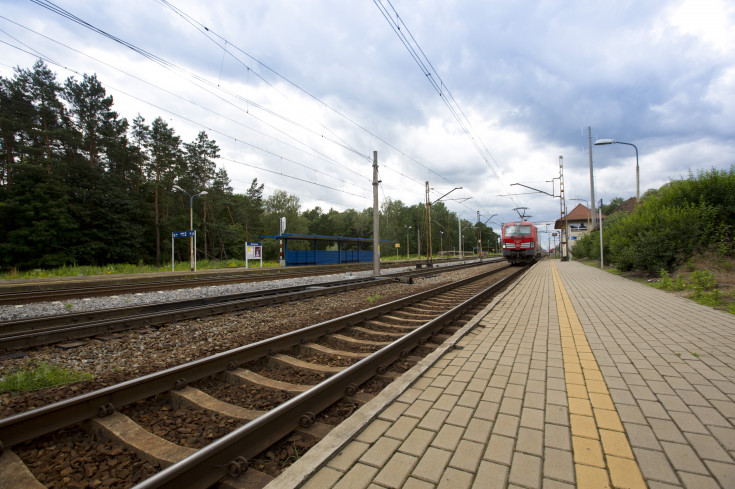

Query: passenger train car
[501,221,541,264]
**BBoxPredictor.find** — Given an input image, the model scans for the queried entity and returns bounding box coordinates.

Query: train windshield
[505,225,532,237]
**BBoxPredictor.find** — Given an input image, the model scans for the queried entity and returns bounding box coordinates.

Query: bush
[576,166,735,273]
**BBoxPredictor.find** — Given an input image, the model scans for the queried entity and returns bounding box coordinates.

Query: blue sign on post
[172,230,197,271]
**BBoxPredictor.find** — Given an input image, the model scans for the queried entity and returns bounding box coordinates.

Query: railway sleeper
[384,310,436,320]
[298,343,369,360]
[83,411,195,467]
[349,326,405,339]
[267,354,342,376]
[222,369,312,394]
[323,334,390,349]
[362,320,415,332]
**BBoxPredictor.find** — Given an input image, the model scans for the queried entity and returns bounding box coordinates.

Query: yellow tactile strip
[551,263,646,489]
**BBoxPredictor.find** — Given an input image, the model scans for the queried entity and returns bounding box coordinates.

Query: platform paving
[266,260,735,489]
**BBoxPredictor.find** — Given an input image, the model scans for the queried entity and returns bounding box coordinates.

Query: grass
[0,259,281,280]
[0,362,94,394]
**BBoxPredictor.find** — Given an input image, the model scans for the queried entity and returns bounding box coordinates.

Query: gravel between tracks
[0,262,496,417]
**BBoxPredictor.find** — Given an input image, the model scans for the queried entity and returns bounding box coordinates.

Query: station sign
[172,230,195,238]
[246,242,263,267]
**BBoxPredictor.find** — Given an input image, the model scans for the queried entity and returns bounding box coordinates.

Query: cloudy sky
[2,0,734,242]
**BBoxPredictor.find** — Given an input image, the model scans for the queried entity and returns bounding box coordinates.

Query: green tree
[145,117,181,266]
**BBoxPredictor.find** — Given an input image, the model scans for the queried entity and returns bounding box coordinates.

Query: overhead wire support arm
[509,183,555,197]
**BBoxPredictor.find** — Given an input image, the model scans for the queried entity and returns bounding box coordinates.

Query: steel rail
[0,264,511,450]
[132,264,529,489]
[0,261,494,351]
[0,258,484,305]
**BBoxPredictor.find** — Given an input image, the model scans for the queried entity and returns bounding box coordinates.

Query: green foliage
[0,362,94,393]
[1,60,495,271]
[367,293,381,304]
[656,269,724,308]
[575,167,735,273]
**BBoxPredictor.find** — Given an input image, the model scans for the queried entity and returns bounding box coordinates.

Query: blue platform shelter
[259,233,388,266]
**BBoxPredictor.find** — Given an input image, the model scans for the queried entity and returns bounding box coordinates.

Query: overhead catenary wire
[7,2,475,216]
[372,0,524,209]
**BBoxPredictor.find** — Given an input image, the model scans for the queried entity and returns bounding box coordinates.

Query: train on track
[501,221,541,264]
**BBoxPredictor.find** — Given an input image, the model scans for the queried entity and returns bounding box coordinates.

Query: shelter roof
[258,233,390,243]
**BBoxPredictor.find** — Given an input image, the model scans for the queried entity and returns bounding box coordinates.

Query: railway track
[0,259,470,306]
[0,261,493,352]
[0,262,529,489]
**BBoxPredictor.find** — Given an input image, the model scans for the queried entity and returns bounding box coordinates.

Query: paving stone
[417,408,450,432]
[545,404,570,426]
[541,479,576,489]
[431,423,465,451]
[690,405,730,427]
[508,452,542,489]
[385,415,420,440]
[656,394,691,413]
[574,464,611,489]
[647,418,687,444]
[678,472,722,489]
[302,466,342,489]
[545,423,572,450]
[411,447,452,484]
[573,436,605,468]
[607,455,647,489]
[493,413,520,438]
[403,399,434,419]
[660,441,709,475]
[373,452,418,488]
[520,407,545,430]
[705,459,735,488]
[543,447,575,484]
[360,437,402,467]
[616,404,647,424]
[637,400,671,419]
[599,429,634,459]
[333,463,380,489]
[401,477,436,489]
[399,428,436,457]
[484,434,516,465]
[379,401,410,422]
[473,461,509,489]
[356,419,392,444]
[449,439,485,473]
[464,418,494,444]
[500,396,523,416]
[708,425,735,452]
[670,411,709,434]
[632,447,680,485]
[458,388,483,409]
[684,432,734,462]
[475,400,500,421]
[327,440,370,471]
[438,467,474,489]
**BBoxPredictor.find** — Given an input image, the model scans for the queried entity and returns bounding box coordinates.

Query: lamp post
[405,225,411,260]
[594,139,640,202]
[440,231,444,256]
[173,185,208,271]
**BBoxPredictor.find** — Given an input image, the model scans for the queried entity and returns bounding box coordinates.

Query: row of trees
[572,167,735,273]
[1,61,497,270]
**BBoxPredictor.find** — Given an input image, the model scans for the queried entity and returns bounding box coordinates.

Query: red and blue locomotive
[501,221,540,264]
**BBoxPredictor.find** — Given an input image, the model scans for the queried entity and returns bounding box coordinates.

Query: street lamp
[173,185,208,271]
[440,231,444,256]
[405,225,411,260]
[594,139,640,202]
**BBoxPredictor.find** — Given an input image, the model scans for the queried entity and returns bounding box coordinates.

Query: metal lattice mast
[559,155,569,261]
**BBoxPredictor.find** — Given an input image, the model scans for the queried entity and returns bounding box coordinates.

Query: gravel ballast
[0,262,496,416]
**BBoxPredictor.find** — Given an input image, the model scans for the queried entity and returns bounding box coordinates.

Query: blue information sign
[172,230,196,238]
